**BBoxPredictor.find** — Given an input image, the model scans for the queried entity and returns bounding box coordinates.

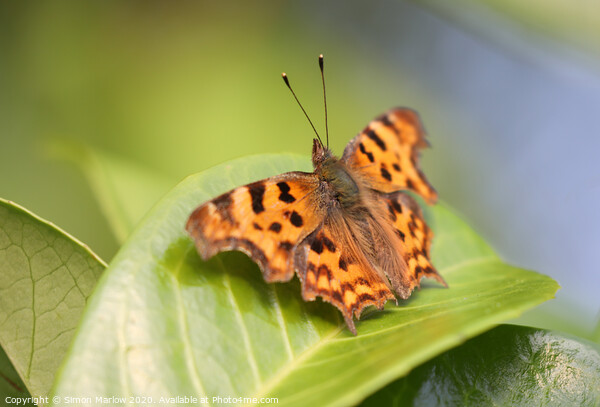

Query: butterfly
[186,58,446,334]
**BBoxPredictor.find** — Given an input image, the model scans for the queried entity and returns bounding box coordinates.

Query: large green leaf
[362,324,600,406]
[50,154,558,407]
[0,199,105,399]
[0,345,35,406]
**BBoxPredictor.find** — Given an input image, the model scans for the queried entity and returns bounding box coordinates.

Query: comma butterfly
[186,55,446,334]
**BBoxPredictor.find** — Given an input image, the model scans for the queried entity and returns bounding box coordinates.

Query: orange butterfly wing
[380,191,447,294]
[342,107,438,204]
[294,220,396,335]
[186,172,324,282]
[292,189,446,334]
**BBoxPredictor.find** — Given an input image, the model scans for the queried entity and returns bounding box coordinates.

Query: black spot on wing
[269,222,282,233]
[277,181,296,203]
[332,289,344,303]
[408,222,417,238]
[252,222,263,230]
[392,163,401,172]
[387,203,397,221]
[380,114,398,134]
[310,237,323,254]
[317,264,331,279]
[338,257,348,271]
[341,282,355,293]
[212,191,234,222]
[396,229,406,242]
[406,179,416,190]
[290,211,303,227]
[213,191,232,210]
[322,236,336,252]
[359,142,375,163]
[358,293,376,303]
[279,241,293,251]
[248,182,266,214]
[366,129,387,151]
[380,165,392,181]
[391,200,403,214]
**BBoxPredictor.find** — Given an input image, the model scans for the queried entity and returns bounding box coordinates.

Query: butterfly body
[313,141,362,210]
[187,108,446,334]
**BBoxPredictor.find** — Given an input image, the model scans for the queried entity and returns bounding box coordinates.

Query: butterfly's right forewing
[342,108,438,204]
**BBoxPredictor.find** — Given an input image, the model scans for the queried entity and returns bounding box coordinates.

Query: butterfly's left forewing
[186,172,325,282]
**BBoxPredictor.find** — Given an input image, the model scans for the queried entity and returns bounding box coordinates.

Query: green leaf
[50,154,559,407]
[46,140,177,243]
[1,345,35,406]
[0,199,105,399]
[361,324,600,406]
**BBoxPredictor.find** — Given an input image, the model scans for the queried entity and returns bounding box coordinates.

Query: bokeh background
[1,1,598,338]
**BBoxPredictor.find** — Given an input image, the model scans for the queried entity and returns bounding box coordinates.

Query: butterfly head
[311,138,334,169]
[312,138,362,209]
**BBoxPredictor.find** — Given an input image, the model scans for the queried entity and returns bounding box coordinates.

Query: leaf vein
[219,259,263,388]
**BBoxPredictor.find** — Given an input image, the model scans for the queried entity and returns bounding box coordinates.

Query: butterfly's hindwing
[294,218,396,335]
[381,191,446,291]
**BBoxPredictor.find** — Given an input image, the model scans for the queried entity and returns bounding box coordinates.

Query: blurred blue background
[1,1,598,337]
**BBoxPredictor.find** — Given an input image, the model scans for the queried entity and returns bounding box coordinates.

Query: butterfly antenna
[281,72,324,146]
[319,54,329,148]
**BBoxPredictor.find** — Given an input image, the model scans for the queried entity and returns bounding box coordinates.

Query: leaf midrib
[220,260,263,388]
[269,286,294,361]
